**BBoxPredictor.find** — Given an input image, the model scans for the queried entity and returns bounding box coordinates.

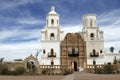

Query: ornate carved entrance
[60,33,87,71]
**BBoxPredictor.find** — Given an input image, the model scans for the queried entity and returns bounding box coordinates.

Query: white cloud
[112,19,120,25]
[0,28,41,41]
[98,9,120,25]
[17,17,44,25]
[62,24,82,34]
[101,25,120,41]
[0,9,44,25]
[0,27,41,61]
[0,41,41,61]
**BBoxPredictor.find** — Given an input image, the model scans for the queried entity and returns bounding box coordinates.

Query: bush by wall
[41,68,72,75]
[0,66,26,75]
[95,63,115,74]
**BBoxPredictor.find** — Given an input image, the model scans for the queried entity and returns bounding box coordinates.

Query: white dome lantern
[48,6,57,14]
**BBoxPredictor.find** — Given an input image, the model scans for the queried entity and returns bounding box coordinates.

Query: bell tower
[82,14,104,65]
[41,6,63,41]
[41,6,64,65]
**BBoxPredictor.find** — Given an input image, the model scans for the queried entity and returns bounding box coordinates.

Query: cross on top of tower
[48,6,57,14]
[51,6,55,11]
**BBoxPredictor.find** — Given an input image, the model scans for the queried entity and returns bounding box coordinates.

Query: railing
[90,52,99,57]
[87,64,120,73]
[87,65,103,69]
[48,52,56,57]
[68,51,79,56]
[87,65,104,73]
[39,65,69,69]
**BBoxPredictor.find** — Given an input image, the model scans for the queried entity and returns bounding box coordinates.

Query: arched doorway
[26,60,36,74]
[74,61,77,71]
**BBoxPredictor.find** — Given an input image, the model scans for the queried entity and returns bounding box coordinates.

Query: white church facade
[40,6,120,70]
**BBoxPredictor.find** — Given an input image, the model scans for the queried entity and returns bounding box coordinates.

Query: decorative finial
[51,6,55,11]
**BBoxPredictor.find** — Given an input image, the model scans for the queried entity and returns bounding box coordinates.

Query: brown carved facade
[60,33,87,71]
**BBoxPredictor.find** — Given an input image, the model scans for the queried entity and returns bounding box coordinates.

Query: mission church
[40,6,120,71]
[3,6,120,73]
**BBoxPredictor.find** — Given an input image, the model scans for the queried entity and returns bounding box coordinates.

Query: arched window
[90,33,94,40]
[100,50,102,53]
[51,48,54,56]
[51,19,54,24]
[93,49,96,55]
[93,60,96,65]
[50,33,55,40]
[51,59,54,65]
[90,33,94,37]
[43,49,45,54]
[90,19,93,26]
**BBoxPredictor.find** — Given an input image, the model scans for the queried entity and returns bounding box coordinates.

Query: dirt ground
[73,72,120,80]
[0,72,120,80]
[74,75,120,80]
[0,75,65,80]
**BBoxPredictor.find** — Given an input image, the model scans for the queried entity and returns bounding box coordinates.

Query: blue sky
[0,0,120,61]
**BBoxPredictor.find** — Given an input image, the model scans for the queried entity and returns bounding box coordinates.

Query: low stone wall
[86,65,103,73]
[87,64,120,73]
[4,61,24,71]
[38,65,71,74]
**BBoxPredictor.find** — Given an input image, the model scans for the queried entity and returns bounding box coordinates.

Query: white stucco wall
[87,53,120,65]
[41,41,60,65]
[104,53,120,63]
[86,41,104,58]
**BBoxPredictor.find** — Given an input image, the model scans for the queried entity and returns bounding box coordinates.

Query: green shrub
[95,63,114,74]
[0,63,9,75]
[95,67,103,74]
[6,71,17,75]
[3,67,25,75]
[113,58,117,64]
[14,67,26,75]
[41,68,48,75]
[41,68,72,75]
[103,63,113,74]
[61,68,71,75]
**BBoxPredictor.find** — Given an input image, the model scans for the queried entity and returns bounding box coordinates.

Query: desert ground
[0,75,65,80]
[0,72,120,80]
[73,72,120,80]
